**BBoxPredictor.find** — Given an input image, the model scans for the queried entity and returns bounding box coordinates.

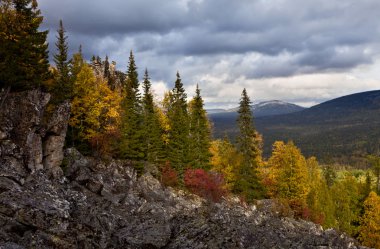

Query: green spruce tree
[188,84,212,169]
[52,19,71,103]
[167,72,189,177]
[0,0,50,91]
[104,55,110,80]
[119,51,144,160]
[103,55,116,89]
[66,45,85,147]
[234,88,265,201]
[142,69,165,163]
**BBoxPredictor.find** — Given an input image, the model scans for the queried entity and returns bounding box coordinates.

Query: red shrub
[312,212,325,225]
[160,161,179,187]
[301,206,311,220]
[184,169,227,202]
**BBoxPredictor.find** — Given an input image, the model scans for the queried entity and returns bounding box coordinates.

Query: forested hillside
[210,90,380,166]
[1,0,380,248]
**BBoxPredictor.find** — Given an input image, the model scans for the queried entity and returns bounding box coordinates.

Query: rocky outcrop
[43,100,70,177]
[0,90,50,173]
[0,90,369,248]
[0,90,70,180]
[0,147,368,249]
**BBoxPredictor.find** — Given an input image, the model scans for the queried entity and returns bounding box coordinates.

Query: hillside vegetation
[210,90,380,167]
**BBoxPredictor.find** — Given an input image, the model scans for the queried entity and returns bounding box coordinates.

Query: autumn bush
[184,169,227,202]
[89,129,121,158]
[299,204,325,225]
[160,161,179,187]
[271,198,294,218]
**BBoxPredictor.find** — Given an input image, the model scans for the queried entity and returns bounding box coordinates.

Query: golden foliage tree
[210,138,242,191]
[266,141,310,210]
[70,63,121,155]
[359,191,380,248]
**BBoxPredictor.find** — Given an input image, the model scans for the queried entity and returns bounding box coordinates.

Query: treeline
[1,1,379,248]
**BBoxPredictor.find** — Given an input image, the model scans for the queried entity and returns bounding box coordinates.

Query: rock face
[0,90,70,180]
[43,100,70,174]
[0,90,50,173]
[0,90,369,248]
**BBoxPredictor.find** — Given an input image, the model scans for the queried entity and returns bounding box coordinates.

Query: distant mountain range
[207,100,305,116]
[209,90,380,167]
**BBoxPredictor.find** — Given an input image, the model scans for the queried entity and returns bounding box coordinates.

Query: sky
[38,0,380,109]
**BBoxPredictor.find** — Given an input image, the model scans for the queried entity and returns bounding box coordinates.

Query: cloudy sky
[38,0,380,108]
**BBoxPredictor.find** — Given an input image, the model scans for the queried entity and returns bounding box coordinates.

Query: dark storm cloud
[40,0,189,35]
[39,0,380,81]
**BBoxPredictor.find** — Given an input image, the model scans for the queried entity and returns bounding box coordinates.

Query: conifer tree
[188,84,211,169]
[234,88,265,201]
[102,55,117,90]
[104,55,110,80]
[65,46,84,148]
[119,51,144,160]
[142,69,164,163]
[0,0,50,91]
[52,19,71,102]
[167,72,189,176]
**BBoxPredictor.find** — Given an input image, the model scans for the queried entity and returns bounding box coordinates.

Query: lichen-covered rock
[43,100,70,172]
[0,149,369,248]
[0,90,70,182]
[0,90,50,173]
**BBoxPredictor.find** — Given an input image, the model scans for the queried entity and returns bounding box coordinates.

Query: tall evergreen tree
[188,84,211,169]
[167,72,189,176]
[103,55,115,88]
[52,19,71,102]
[104,55,110,79]
[119,51,144,160]
[142,69,165,163]
[234,88,265,201]
[0,0,50,91]
[66,45,85,147]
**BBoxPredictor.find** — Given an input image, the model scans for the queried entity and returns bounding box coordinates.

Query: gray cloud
[38,0,380,107]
